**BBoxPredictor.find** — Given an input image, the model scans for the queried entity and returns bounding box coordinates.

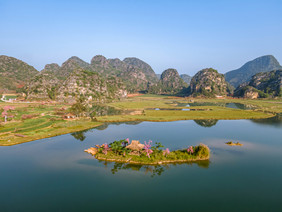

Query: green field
[0,102,102,145]
[0,95,281,146]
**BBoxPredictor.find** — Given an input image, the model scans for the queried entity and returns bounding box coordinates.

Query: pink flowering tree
[102,143,110,155]
[126,138,130,145]
[187,146,194,155]
[144,140,153,158]
[162,148,170,157]
[2,106,15,122]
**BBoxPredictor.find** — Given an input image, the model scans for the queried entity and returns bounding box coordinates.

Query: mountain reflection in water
[71,122,143,141]
[193,119,218,127]
[250,114,282,127]
[70,115,282,142]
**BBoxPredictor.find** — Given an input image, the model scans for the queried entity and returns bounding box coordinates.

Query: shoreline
[97,113,275,123]
[86,142,211,165]
[95,155,210,165]
[0,121,103,146]
[0,113,277,146]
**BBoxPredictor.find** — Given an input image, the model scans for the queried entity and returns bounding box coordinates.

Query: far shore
[0,95,281,146]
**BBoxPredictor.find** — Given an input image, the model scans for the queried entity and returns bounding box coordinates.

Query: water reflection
[71,129,90,141]
[71,121,143,140]
[100,160,210,177]
[194,119,218,127]
[175,101,257,110]
[251,114,282,127]
[1,119,282,211]
[148,108,205,111]
[90,104,122,116]
[189,102,226,107]
[225,103,257,110]
[95,121,143,131]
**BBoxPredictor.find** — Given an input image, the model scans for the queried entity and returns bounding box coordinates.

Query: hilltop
[0,55,38,92]
[148,68,187,95]
[189,68,228,97]
[225,55,282,88]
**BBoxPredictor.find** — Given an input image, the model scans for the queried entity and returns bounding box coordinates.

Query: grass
[0,119,102,146]
[108,99,176,109]
[96,106,275,122]
[0,102,103,146]
[187,98,282,113]
[101,96,280,122]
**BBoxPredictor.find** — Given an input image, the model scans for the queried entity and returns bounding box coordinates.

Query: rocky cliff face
[233,85,259,99]
[123,57,158,82]
[234,70,282,98]
[56,68,127,103]
[225,55,282,88]
[91,55,158,93]
[26,55,159,95]
[0,55,38,92]
[25,73,60,100]
[148,69,187,94]
[189,68,228,97]
[180,74,192,85]
[21,55,159,101]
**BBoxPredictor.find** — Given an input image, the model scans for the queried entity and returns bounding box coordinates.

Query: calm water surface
[0,118,281,212]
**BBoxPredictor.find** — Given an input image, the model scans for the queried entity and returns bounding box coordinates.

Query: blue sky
[0,0,281,75]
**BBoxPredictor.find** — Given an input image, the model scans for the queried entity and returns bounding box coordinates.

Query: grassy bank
[0,119,102,146]
[97,107,274,122]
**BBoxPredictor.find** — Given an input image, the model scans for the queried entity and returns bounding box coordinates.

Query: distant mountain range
[0,54,281,100]
[225,55,282,88]
[40,55,159,93]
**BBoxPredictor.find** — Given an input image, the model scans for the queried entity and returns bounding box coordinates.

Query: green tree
[69,97,87,117]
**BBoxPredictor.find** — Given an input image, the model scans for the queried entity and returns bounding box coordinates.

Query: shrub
[194,143,210,158]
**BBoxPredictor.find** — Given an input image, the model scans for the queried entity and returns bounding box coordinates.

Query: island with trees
[85,139,210,165]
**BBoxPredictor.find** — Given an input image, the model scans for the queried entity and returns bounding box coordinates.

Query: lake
[0,117,281,212]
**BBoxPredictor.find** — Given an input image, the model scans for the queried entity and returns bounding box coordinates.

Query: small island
[85,139,210,165]
[225,141,243,146]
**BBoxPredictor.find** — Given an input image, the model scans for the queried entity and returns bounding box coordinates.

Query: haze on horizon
[0,0,281,75]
